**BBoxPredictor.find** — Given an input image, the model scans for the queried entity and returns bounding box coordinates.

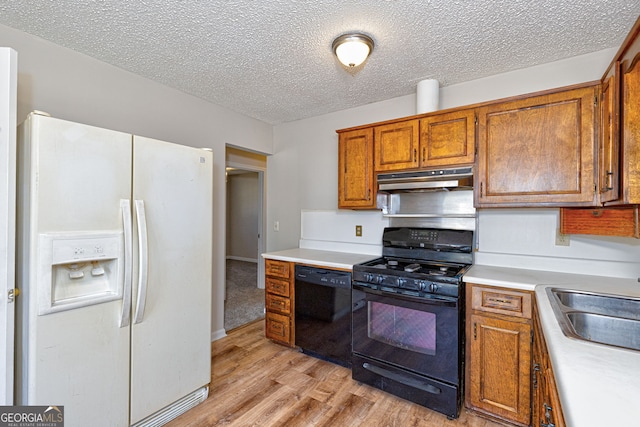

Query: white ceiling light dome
[332,33,375,68]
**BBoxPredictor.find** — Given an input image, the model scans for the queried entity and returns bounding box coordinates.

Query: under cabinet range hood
[376,166,476,231]
[377,166,474,193]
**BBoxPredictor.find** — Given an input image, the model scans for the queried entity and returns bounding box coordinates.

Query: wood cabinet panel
[599,63,620,203]
[266,293,291,315]
[374,120,419,171]
[338,128,376,209]
[467,314,532,426]
[476,85,597,207]
[471,286,532,319]
[264,260,294,346]
[265,276,291,297]
[466,283,533,427]
[420,109,476,167]
[533,305,566,427]
[265,259,290,279]
[560,205,639,238]
[621,42,640,204]
[266,311,291,343]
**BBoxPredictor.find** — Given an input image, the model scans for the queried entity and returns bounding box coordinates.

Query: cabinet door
[265,312,291,344]
[420,109,476,167]
[476,85,597,207]
[600,63,620,203]
[374,120,419,171]
[620,31,640,204]
[468,314,532,426]
[338,128,376,209]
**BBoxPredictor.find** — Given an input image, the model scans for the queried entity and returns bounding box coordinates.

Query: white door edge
[0,47,18,405]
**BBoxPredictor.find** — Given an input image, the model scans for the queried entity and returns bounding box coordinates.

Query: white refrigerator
[15,112,213,426]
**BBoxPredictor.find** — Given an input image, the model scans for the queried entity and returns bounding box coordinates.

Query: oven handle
[362,362,442,395]
[352,282,458,307]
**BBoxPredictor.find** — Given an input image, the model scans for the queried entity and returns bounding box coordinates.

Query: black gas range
[352,227,473,297]
[351,226,474,419]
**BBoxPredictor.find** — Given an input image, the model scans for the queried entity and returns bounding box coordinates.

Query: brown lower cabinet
[264,259,295,347]
[533,304,566,427]
[465,283,533,426]
[466,283,567,427]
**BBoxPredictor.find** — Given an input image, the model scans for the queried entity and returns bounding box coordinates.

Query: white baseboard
[211,328,227,342]
[226,256,258,263]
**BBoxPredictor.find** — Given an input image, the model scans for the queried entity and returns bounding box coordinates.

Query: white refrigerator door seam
[134,199,148,324]
[120,199,133,328]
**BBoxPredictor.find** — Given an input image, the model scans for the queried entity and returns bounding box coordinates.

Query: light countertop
[464,265,640,427]
[262,248,377,270]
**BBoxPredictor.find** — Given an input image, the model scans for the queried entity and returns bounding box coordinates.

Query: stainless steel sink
[546,288,640,352]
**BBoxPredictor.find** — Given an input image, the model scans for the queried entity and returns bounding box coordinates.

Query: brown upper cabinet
[337,128,376,209]
[599,62,620,203]
[617,16,640,204]
[373,110,476,173]
[419,109,476,167]
[475,84,598,207]
[374,120,420,172]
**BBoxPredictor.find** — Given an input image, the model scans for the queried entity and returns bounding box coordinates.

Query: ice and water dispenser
[37,231,124,315]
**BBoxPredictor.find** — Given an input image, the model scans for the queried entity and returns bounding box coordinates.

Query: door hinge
[8,288,19,303]
[594,95,598,107]
[533,363,541,389]
[473,322,477,340]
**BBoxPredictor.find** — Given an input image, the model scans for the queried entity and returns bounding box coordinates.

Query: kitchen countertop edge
[262,248,377,270]
[464,264,640,427]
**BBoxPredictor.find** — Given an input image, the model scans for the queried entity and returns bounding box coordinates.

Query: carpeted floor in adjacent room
[224,259,265,331]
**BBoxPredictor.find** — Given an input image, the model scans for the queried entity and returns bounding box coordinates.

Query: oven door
[352,282,461,385]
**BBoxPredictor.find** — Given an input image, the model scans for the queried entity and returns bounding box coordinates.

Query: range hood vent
[377,166,474,193]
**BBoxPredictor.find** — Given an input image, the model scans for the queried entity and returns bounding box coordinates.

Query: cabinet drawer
[266,312,291,344]
[560,206,639,238]
[265,259,290,279]
[266,293,291,315]
[265,277,291,297]
[471,286,532,319]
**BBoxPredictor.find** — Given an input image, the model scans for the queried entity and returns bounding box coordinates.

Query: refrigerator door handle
[134,199,149,324]
[120,199,133,328]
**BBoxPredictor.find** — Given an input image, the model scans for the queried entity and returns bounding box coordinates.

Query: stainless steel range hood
[376,166,476,231]
[377,166,473,192]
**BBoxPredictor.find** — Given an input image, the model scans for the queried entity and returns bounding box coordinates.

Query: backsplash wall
[299,210,388,255]
[475,209,640,279]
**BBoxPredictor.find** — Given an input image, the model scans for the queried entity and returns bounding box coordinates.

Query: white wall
[1,24,274,341]
[269,47,640,280]
[226,172,259,261]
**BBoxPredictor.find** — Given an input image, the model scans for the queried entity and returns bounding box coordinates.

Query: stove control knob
[429,283,439,293]
[397,278,406,287]
[376,275,385,284]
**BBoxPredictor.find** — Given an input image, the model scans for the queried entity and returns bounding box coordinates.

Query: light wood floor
[167,320,508,427]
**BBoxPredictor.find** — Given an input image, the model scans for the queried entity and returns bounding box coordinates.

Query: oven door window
[352,285,460,384]
[368,301,436,355]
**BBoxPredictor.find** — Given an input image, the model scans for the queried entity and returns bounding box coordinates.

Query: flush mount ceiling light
[332,33,375,68]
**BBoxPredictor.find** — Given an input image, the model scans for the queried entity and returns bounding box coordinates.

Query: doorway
[224,146,267,332]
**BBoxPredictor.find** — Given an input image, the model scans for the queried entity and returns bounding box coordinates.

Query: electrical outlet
[273,221,280,232]
[555,229,570,246]
[355,225,362,237]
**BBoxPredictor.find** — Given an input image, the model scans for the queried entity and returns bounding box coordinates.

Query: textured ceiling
[0,1,639,124]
